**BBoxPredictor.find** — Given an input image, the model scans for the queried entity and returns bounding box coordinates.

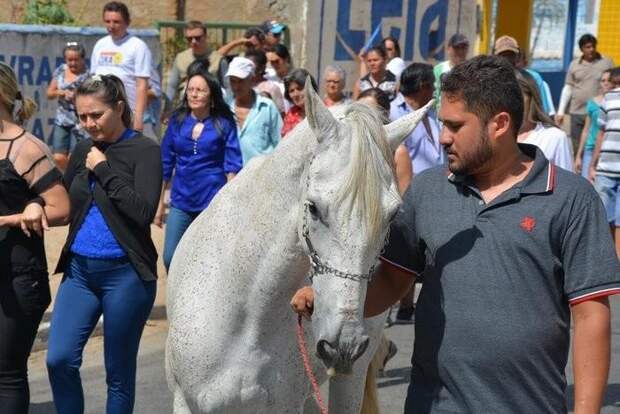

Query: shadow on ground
[29,401,55,413]
[377,366,411,389]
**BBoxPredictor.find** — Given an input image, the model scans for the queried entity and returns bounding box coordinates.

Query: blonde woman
[0,62,70,413]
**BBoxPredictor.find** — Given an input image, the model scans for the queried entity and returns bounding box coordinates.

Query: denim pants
[581,148,593,179]
[0,270,50,414]
[595,174,620,226]
[46,255,156,414]
[163,207,200,271]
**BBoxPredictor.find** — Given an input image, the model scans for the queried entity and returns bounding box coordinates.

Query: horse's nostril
[351,336,370,362]
[317,339,336,361]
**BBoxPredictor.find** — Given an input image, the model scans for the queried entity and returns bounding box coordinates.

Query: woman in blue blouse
[155,61,242,271]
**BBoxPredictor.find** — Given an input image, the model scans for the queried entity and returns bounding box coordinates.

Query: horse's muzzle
[316,335,369,375]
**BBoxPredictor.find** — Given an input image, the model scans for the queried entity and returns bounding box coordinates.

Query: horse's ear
[305,75,338,143]
[384,99,435,152]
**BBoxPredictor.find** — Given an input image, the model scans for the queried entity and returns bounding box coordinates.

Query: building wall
[598,0,620,64]
[0,0,280,28]
[1,0,175,27]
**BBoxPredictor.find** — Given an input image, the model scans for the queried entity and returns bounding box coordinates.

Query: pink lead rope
[296,314,329,414]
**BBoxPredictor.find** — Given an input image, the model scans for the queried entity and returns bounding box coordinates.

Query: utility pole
[176,0,185,21]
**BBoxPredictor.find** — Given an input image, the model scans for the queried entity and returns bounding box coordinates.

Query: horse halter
[301,155,380,284]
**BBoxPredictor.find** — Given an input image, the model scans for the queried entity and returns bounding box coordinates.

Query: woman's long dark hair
[174,60,234,133]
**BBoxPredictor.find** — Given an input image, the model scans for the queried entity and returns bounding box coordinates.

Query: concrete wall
[1,0,175,27]
[303,0,478,92]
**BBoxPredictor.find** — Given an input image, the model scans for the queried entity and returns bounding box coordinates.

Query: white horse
[165,82,431,413]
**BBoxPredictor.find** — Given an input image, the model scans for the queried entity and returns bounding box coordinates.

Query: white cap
[225,57,255,79]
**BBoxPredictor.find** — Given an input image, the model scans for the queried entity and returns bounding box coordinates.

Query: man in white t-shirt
[90,1,152,132]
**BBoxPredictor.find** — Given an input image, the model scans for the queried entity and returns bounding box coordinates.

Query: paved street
[27,296,620,413]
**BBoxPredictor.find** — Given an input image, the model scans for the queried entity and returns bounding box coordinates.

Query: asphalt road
[27,297,620,413]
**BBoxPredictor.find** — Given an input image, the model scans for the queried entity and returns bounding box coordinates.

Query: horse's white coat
[165,85,431,413]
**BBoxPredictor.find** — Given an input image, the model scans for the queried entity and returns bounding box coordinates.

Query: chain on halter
[301,155,389,284]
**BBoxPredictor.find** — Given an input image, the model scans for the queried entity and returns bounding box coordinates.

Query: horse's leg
[303,396,323,414]
[327,312,387,414]
[165,339,192,413]
[173,389,192,414]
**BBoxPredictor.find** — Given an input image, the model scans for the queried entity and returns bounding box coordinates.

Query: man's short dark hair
[578,33,597,49]
[266,44,291,63]
[185,20,206,35]
[441,55,523,135]
[399,63,434,97]
[102,1,130,24]
[244,27,265,42]
[245,49,267,68]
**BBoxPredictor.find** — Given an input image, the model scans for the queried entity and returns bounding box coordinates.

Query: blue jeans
[595,174,620,226]
[163,207,200,271]
[581,148,593,179]
[46,255,156,414]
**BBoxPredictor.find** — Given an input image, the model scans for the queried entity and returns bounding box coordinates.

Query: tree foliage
[23,0,75,25]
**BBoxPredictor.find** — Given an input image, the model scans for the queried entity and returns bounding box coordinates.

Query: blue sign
[333,0,449,62]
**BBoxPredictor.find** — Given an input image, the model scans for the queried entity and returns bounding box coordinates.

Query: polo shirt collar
[447,143,556,195]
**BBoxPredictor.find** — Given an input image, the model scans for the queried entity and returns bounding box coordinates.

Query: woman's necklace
[191,120,205,155]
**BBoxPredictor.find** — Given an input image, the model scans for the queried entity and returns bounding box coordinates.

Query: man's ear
[490,111,513,139]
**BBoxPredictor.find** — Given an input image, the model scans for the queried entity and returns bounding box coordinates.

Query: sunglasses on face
[186,35,204,42]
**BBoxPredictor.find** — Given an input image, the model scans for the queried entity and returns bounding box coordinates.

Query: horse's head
[298,79,431,375]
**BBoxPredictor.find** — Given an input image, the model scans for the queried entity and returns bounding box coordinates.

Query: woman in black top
[354,45,397,101]
[0,63,70,413]
[45,74,162,413]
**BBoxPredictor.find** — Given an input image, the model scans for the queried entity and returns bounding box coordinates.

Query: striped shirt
[597,87,620,177]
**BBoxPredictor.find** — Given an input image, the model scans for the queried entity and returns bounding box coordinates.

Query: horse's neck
[237,126,315,299]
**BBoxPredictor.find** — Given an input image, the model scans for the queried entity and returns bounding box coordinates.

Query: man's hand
[20,202,48,237]
[86,146,107,171]
[555,114,565,125]
[290,286,314,320]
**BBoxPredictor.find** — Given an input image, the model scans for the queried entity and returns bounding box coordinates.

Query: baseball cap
[225,57,255,79]
[448,33,469,48]
[494,35,520,55]
[261,20,286,35]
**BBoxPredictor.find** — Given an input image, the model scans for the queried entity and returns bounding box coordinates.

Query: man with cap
[261,20,286,48]
[494,35,556,116]
[432,33,469,108]
[226,56,282,165]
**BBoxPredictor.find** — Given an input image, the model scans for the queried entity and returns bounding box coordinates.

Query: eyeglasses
[186,87,209,96]
[185,35,204,43]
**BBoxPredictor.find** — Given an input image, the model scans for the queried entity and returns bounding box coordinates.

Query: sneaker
[396,305,414,323]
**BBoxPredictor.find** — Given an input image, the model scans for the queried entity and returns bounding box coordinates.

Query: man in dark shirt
[291,55,620,413]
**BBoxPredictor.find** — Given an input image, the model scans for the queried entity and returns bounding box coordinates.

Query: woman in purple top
[155,61,242,271]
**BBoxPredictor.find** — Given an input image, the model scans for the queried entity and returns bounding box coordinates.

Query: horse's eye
[307,201,319,218]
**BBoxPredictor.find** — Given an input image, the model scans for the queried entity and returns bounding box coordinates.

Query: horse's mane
[337,102,401,243]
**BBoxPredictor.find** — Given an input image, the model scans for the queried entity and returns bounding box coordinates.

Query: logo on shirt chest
[520,216,536,233]
[98,52,124,66]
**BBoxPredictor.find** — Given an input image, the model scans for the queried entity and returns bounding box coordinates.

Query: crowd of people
[0,0,619,412]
